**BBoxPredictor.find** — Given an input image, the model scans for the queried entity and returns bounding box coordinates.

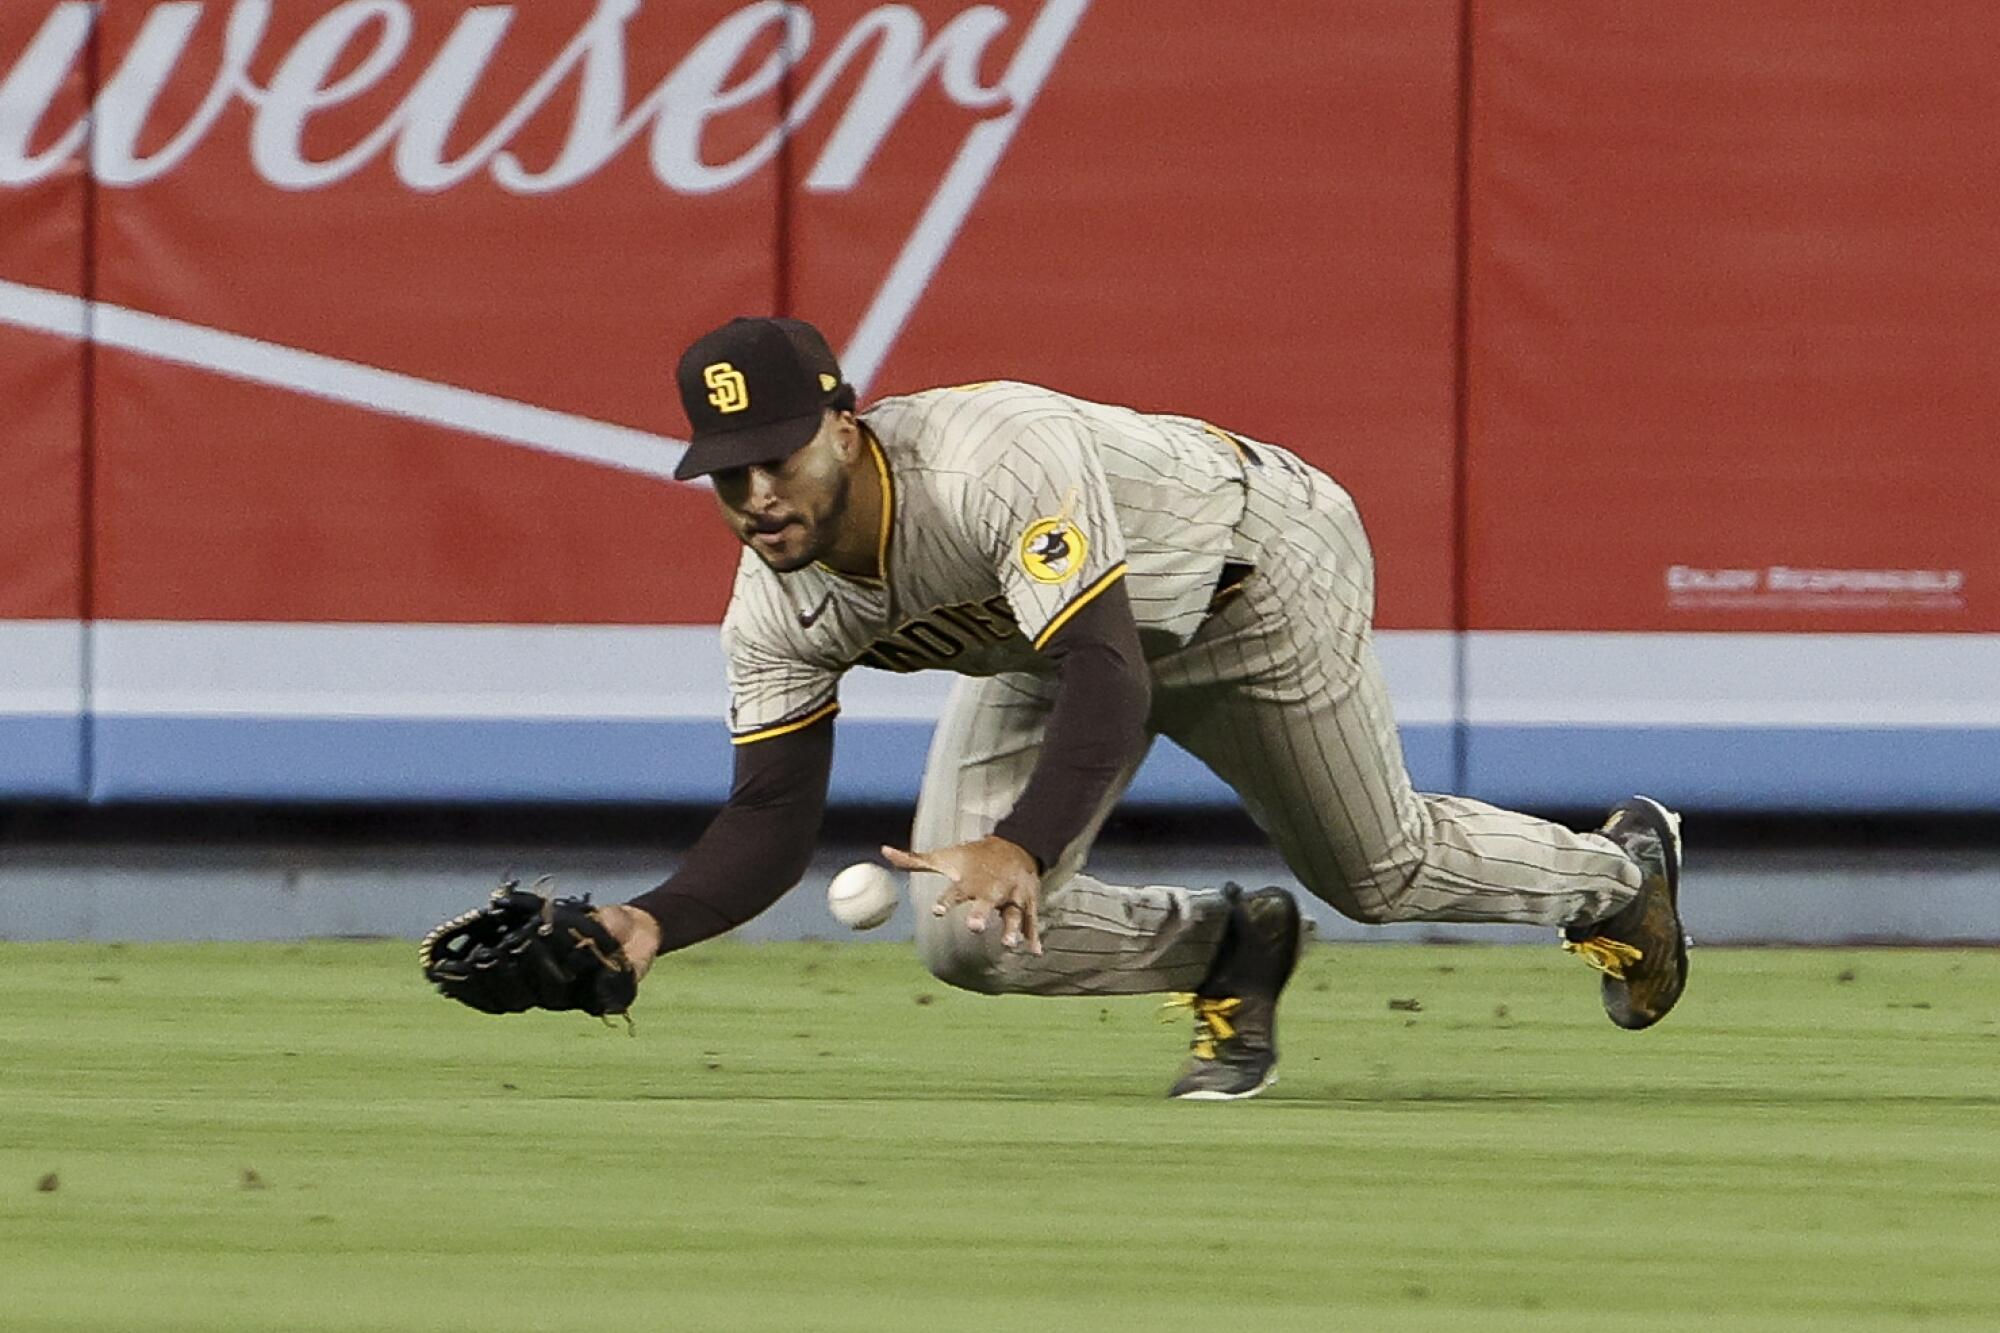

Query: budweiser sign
[1,1,1088,193]
[0,0,1089,431]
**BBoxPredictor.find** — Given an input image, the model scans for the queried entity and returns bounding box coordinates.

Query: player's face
[710,413,855,573]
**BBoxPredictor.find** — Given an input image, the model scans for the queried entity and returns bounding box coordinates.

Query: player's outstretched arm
[418,714,834,1014]
[614,711,835,961]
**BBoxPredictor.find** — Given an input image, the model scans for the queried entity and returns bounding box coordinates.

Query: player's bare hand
[882,837,1043,955]
[594,903,664,981]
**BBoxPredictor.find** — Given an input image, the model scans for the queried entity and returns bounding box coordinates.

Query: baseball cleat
[1167,884,1303,1100]
[1564,796,1688,1030]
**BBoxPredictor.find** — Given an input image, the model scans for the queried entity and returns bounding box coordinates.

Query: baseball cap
[673,317,849,481]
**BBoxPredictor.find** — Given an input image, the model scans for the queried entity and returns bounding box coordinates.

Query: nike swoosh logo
[797,592,835,629]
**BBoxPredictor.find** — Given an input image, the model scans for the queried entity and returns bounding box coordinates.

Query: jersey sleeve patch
[958,407,1127,649]
[1017,495,1091,586]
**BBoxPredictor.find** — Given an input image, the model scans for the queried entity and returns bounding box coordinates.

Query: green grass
[4,941,2000,1331]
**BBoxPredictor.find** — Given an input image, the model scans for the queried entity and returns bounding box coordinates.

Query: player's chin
[746,530,816,573]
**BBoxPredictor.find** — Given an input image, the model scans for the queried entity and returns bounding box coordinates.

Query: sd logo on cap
[675,318,852,480]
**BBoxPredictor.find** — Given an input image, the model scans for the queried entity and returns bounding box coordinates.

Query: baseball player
[426,316,1688,1101]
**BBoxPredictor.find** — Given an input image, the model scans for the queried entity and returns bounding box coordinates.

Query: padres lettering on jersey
[853,597,1021,673]
[721,383,1257,742]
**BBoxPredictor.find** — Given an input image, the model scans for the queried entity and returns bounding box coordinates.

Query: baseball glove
[419,877,638,1018]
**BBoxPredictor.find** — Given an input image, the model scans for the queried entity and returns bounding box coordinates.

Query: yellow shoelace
[1161,994,1242,1060]
[1563,935,1642,980]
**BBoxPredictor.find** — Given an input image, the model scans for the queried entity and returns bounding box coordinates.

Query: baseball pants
[908,448,1642,997]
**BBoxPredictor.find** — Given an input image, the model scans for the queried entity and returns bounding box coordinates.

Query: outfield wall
[1,1,1995,810]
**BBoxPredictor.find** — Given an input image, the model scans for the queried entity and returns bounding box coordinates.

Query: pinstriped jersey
[722,382,1257,742]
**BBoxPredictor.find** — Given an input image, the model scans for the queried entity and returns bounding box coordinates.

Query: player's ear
[832,410,862,462]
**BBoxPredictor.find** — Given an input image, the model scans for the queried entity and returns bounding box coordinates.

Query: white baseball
[826,862,899,930]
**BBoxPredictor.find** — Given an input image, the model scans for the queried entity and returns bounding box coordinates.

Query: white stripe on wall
[84,622,947,722]
[0,620,84,714]
[14,622,1991,728]
[3,622,1458,724]
[1375,632,1455,725]
[1468,632,2000,728]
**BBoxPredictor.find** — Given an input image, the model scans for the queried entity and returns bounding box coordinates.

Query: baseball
[826,862,899,930]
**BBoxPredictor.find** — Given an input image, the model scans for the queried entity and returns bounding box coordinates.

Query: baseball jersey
[721,382,1261,742]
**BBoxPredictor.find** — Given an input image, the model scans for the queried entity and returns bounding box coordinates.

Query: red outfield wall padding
[0,0,89,796]
[5,0,1462,631]
[786,0,1463,630]
[0,1,87,624]
[80,1,780,624]
[1463,1,2000,633]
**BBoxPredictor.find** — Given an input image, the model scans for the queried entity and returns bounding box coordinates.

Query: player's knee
[914,912,1007,995]
[1342,890,1405,925]
[1323,853,1426,924]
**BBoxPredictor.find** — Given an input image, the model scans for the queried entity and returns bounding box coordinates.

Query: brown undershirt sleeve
[624,715,833,954]
[991,579,1151,871]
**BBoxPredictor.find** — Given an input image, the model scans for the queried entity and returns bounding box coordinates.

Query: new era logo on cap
[674,318,848,480]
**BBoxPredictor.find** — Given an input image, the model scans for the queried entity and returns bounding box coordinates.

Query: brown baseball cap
[673,317,849,480]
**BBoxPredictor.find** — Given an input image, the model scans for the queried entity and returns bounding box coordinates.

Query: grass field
[4,940,1999,1331]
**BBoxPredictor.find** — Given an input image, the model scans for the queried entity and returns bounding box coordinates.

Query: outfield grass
[3,940,1998,1331]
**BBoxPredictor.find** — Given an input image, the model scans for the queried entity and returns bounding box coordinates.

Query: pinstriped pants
[909,447,1642,997]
